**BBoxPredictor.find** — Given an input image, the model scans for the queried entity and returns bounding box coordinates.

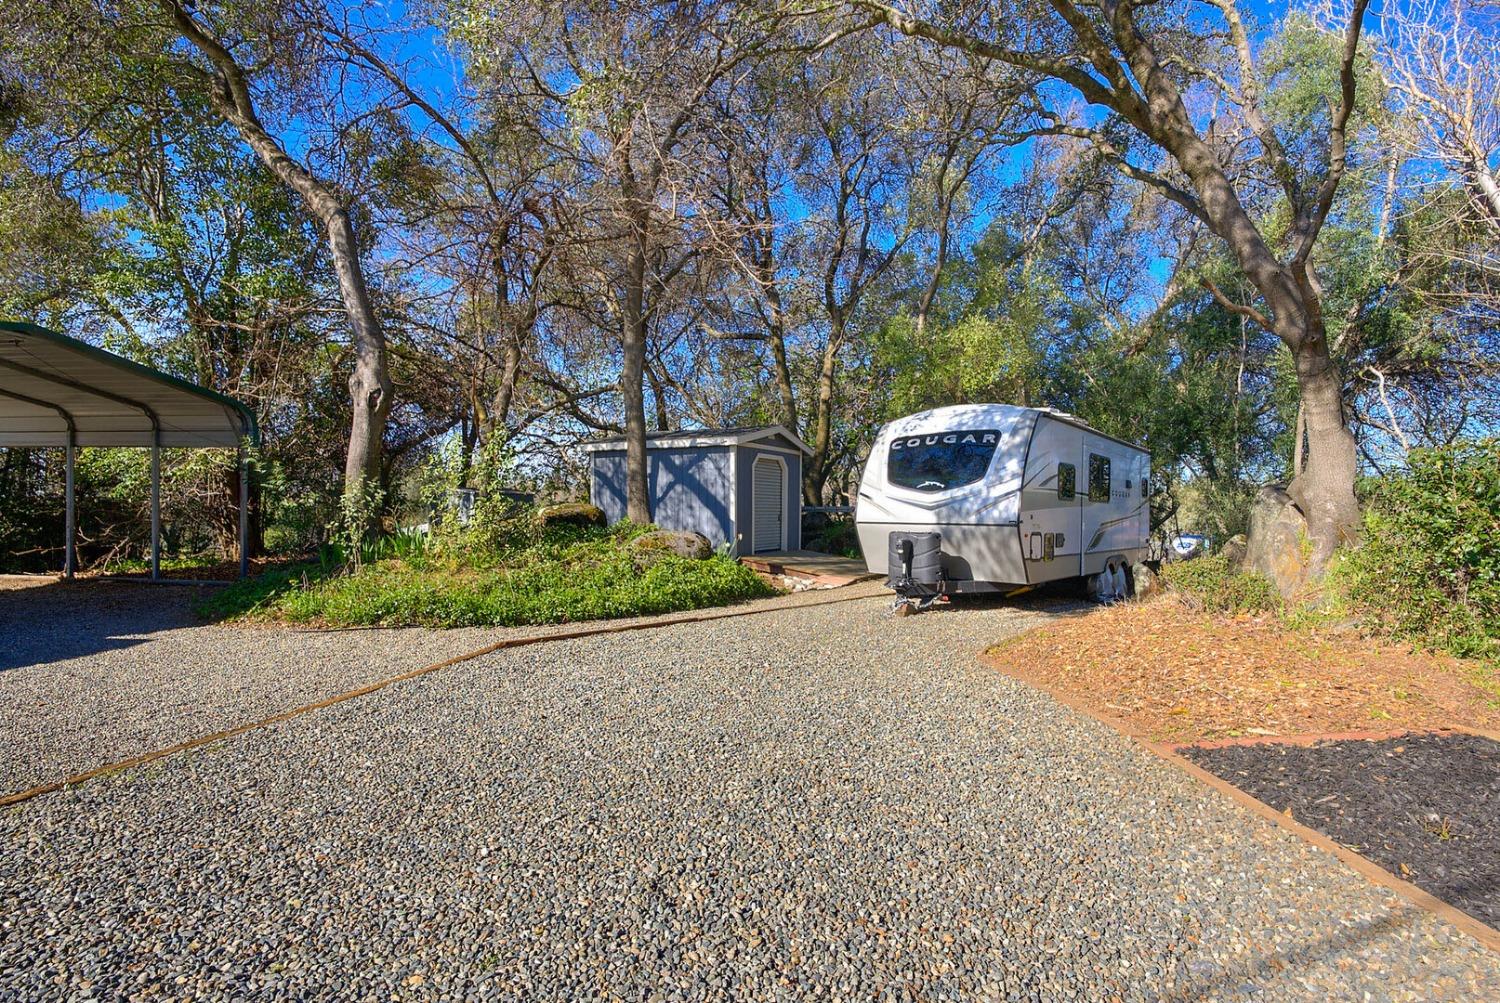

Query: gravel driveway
[0,575,884,797]
[2,590,1497,1000]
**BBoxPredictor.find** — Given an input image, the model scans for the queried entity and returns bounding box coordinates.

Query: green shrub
[803,516,861,558]
[195,561,329,620]
[1338,438,1499,661]
[1160,552,1281,615]
[199,518,776,628]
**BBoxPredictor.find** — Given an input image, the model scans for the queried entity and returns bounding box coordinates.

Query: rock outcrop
[535,502,606,529]
[1130,561,1160,599]
[1219,533,1248,569]
[628,529,714,568]
[1243,487,1311,598]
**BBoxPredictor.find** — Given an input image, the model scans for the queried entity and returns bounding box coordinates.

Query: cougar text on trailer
[855,404,1149,611]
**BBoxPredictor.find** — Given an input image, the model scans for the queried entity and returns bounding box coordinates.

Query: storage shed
[583,426,809,555]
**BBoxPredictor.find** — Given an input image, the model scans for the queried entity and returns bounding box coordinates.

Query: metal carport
[0,320,260,579]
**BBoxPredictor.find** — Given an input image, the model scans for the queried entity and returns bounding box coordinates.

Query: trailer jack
[890,593,950,616]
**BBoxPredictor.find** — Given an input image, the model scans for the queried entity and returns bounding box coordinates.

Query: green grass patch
[198,521,777,628]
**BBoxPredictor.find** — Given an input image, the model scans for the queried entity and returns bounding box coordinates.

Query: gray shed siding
[735,445,802,553]
[589,446,735,548]
[588,437,803,556]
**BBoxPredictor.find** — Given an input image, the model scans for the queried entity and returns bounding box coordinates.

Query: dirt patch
[984,597,1500,743]
[1182,733,1500,929]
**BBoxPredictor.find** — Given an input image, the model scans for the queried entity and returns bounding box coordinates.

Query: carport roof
[0,321,258,448]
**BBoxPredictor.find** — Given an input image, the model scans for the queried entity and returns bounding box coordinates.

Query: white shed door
[751,457,784,553]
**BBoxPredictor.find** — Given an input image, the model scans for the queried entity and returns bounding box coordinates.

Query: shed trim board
[728,448,738,553]
[733,442,805,458]
[0,321,257,579]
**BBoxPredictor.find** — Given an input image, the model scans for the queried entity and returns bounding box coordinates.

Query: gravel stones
[0,575,884,797]
[2,589,1498,1000]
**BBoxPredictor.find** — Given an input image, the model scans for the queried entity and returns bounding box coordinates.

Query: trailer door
[1080,434,1147,575]
[1019,416,1084,584]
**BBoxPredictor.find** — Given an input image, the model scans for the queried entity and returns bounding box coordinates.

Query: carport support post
[238,447,249,580]
[150,440,161,581]
[63,439,76,579]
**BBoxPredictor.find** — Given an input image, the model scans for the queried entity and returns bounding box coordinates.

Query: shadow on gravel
[896,579,1096,618]
[0,578,204,672]
[1161,911,1414,1002]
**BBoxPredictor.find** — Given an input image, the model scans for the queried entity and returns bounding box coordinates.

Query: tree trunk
[457,415,478,489]
[803,327,842,505]
[749,198,799,432]
[164,1,392,500]
[1292,402,1306,477]
[913,195,952,336]
[620,230,652,524]
[646,360,671,431]
[1285,337,1360,567]
[483,320,527,445]
[328,208,394,491]
[767,325,798,432]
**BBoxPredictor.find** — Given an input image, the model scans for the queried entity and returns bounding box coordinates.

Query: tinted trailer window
[887,430,1000,491]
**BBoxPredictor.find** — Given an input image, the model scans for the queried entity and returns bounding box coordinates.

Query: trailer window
[1088,454,1111,502]
[887,429,1000,492]
[1057,463,1076,500]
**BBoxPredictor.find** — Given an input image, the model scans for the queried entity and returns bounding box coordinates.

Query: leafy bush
[199,518,777,627]
[1160,553,1281,615]
[1338,439,1499,661]
[802,516,861,558]
[195,561,329,620]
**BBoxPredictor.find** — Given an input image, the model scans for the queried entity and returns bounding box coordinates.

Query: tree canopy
[0,0,1495,569]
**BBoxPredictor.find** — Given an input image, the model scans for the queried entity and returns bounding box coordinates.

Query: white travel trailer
[855,404,1149,607]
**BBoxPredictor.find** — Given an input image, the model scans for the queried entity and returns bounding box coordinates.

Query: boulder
[1243,486,1311,598]
[534,502,606,529]
[1130,561,1160,599]
[1219,533,1248,569]
[628,529,714,568]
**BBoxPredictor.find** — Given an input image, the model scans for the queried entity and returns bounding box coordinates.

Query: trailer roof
[0,321,258,448]
[881,404,1146,455]
[1034,408,1148,454]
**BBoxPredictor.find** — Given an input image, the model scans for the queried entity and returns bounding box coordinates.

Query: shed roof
[580,424,811,456]
[0,321,258,448]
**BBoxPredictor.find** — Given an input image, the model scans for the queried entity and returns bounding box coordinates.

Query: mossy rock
[628,530,713,569]
[1244,486,1310,598]
[534,502,606,529]
[1219,533,1248,569]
